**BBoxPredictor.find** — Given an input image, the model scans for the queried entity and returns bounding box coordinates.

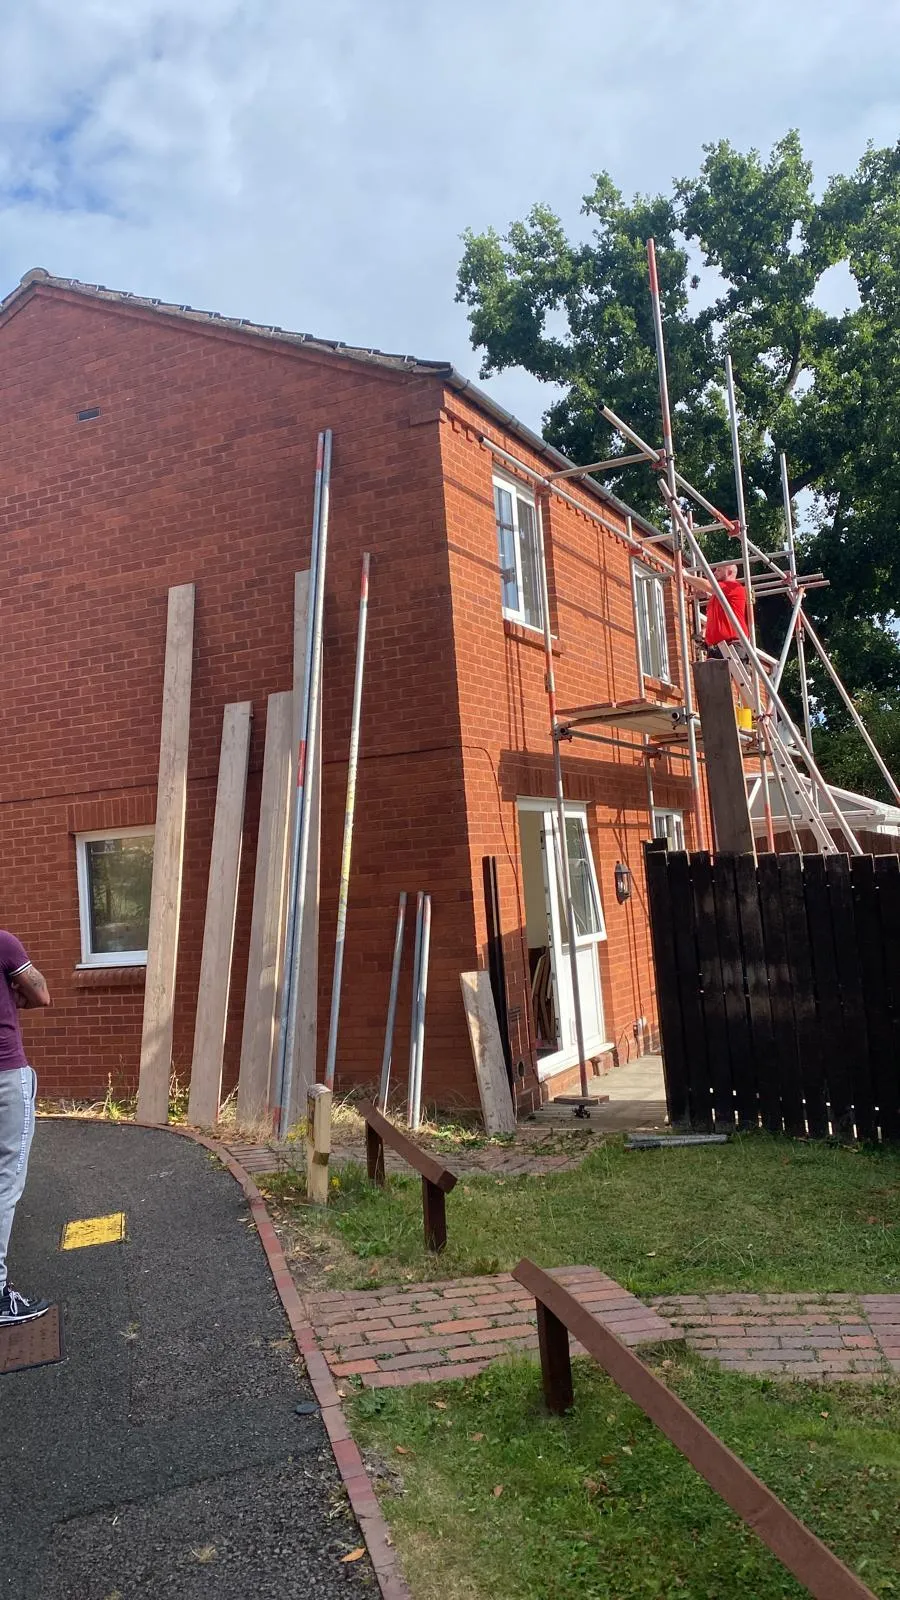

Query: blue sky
[1,0,898,431]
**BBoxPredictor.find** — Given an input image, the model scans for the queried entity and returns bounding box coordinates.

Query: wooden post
[137,584,195,1126]
[536,1301,574,1415]
[421,1178,447,1252]
[188,702,253,1128]
[236,690,293,1125]
[306,1083,332,1205]
[366,1122,386,1187]
[693,658,755,854]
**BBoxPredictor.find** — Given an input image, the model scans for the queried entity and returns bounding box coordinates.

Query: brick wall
[0,280,708,1113]
[0,284,479,1103]
[439,392,703,1105]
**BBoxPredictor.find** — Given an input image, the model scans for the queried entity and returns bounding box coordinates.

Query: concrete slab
[536,1054,668,1131]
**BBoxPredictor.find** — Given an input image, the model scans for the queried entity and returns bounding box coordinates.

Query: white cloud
[0,0,897,430]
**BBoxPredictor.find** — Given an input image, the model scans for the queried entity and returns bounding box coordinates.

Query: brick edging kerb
[168,1126,414,1600]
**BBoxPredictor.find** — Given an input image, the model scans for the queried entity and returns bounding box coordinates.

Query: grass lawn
[264,1132,900,1295]
[349,1351,900,1599]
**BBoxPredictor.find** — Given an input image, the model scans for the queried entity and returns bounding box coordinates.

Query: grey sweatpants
[0,1067,36,1292]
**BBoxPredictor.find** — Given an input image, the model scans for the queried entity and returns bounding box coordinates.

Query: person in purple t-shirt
[0,930,51,1324]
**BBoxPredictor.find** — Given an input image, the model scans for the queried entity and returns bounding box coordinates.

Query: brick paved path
[652,1293,900,1380]
[304,1266,677,1389]
[226,1139,591,1178]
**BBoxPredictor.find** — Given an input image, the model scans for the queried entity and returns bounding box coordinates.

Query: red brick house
[0,268,700,1111]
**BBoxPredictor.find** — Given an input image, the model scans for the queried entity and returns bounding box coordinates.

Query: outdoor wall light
[614,861,632,903]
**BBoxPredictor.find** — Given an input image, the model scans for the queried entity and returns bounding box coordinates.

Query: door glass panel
[553,816,601,939]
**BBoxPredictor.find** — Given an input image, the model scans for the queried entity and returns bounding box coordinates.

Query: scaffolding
[523,238,900,1103]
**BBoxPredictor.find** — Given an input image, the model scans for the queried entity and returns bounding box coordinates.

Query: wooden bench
[513,1258,874,1600]
[357,1099,458,1252]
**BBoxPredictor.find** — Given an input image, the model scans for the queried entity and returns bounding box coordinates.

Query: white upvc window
[652,808,685,851]
[76,827,154,967]
[494,476,544,631]
[633,562,670,683]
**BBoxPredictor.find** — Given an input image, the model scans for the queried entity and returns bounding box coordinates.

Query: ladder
[716,638,842,854]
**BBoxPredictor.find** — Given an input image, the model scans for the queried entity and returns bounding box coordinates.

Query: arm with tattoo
[12,964,51,1008]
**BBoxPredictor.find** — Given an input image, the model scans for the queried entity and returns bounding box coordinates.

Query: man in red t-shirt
[0,930,51,1325]
[704,562,749,655]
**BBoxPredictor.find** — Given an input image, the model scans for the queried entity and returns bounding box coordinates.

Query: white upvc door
[531,801,607,1076]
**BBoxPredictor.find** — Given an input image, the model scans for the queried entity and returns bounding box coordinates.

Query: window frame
[75,825,155,968]
[493,473,545,633]
[652,808,685,851]
[632,561,671,685]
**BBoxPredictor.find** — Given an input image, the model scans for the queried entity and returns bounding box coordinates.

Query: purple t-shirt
[0,930,31,1072]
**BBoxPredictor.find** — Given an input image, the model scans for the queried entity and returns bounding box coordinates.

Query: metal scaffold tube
[324,551,371,1091]
[646,240,707,850]
[780,453,816,761]
[726,352,775,852]
[658,479,863,855]
[536,491,590,1100]
[277,429,333,1133]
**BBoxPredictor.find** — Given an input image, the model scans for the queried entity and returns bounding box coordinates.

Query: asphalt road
[0,1119,374,1600]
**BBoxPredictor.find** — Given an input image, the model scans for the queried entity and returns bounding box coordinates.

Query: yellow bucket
[737,705,754,732]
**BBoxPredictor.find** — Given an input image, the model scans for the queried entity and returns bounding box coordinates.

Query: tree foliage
[457,134,900,795]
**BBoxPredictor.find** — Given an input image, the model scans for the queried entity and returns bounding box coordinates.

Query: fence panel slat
[827,855,876,1142]
[779,855,825,1139]
[802,856,853,1139]
[689,852,733,1128]
[668,851,713,1132]
[734,854,781,1134]
[851,856,894,1142]
[756,854,806,1137]
[713,855,757,1129]
[644,843,690,1128]
[874,857,900,1140]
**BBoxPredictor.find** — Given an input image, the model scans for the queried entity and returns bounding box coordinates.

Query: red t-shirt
[705,579,748,646]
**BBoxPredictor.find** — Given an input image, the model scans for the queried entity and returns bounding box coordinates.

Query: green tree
[457,134,900,795]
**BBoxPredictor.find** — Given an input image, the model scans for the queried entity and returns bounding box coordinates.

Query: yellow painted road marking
[60,1213,126,1250]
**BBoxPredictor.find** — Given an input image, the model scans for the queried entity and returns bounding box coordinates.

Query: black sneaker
[0,1286,50,1324]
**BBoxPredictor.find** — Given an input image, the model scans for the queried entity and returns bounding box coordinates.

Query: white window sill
[76,959,148,970]
[503,617,562,653]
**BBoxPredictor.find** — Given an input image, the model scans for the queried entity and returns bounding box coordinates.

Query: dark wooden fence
[644,841,900,1140]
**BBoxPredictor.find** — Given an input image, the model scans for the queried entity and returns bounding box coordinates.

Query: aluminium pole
[772,593,806,691]
[406,893,425,1124]
[799,612,900,807]
[277,429,333,1132]
[410,893,432,1132]
[780,454,815,759]
[646,239,707,850]
[274,433,325,1130]
[535,491,590,1099]
[660,482,862,855]
[378,893,407,1111]
[726,353,774,853]
[324,552,371,1090]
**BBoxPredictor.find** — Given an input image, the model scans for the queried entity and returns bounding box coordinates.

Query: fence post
[421,1178,447,1252]
[536,1301,574,1414]
[366,1121,386,1187]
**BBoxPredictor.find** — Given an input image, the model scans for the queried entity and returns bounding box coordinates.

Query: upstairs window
[494,478,544,631]
[652,808,685,851]
[633,563,670,683]
[76,828,154,967]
